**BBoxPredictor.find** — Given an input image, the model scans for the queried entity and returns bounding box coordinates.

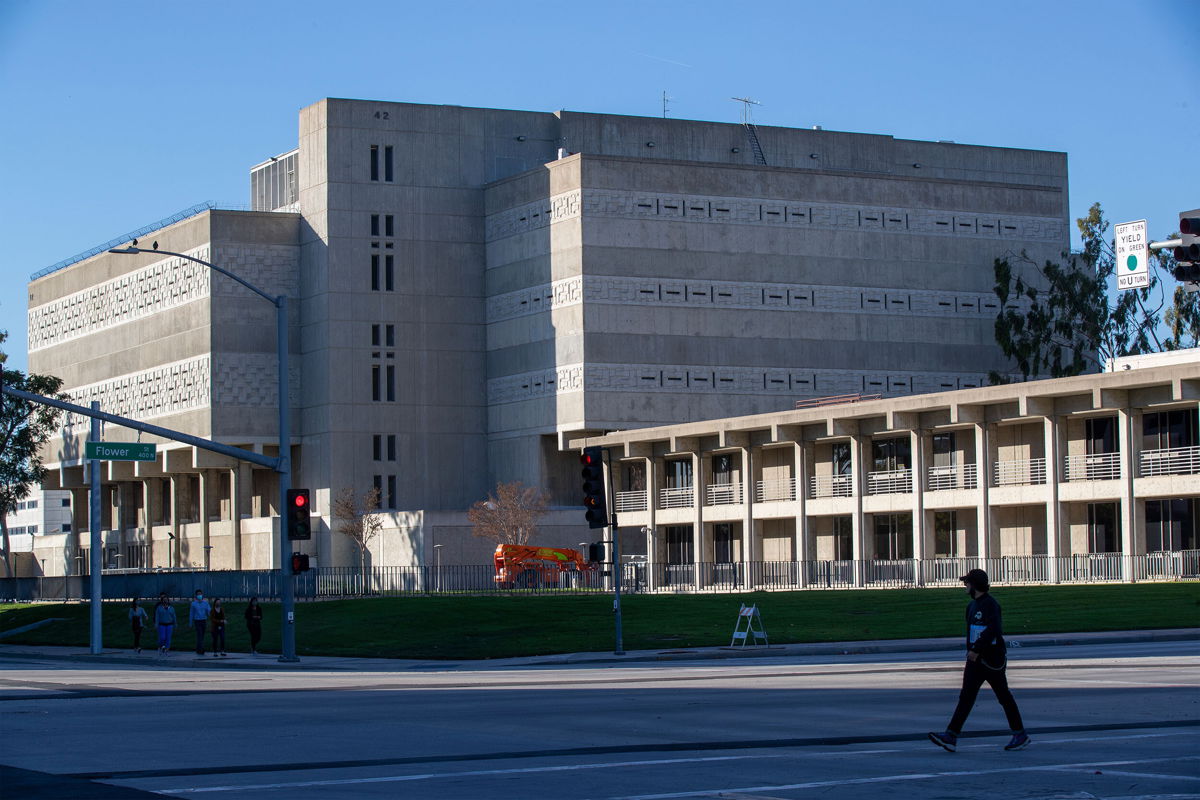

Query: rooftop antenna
[731,96,760,125]
[662,90,672,119]
[731,97,767,166]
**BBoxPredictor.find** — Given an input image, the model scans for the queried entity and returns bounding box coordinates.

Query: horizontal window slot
[719,378,733,383]
[667,377,683,382]
[769,379,785,384]
[941,383,955,388]
[691,291,708,296]
[1003,225,1017,230]
[639,289,657,294]
[766,210,781,216]
[715,207,730,213]
[794,379,811,384]
[888,217,903,223]
[938,301,953,307]
[641,376,658,381]
[866,298,882,304]
[935,221,950,226]
[768,294,784,299]
[717,292,732,297]
[665,290,681,295]
[637,203,654,209]
[689,206,706,212]
[868,381,883,386]
[663,204,679,210]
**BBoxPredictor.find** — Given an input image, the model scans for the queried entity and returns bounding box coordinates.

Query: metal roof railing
[30,202,221,281]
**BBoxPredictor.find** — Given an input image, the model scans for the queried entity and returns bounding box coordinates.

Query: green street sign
[85,441,157,462]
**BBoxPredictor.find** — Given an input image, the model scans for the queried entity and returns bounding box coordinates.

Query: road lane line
[1042,768,1200,782]
[154,754,794,794]
[145,736,1197,795]
[613,756,1200,800]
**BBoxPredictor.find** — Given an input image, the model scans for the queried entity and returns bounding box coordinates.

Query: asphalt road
[1,642,1197,799]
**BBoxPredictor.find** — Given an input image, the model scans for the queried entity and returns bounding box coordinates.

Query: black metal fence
[2,552,1197,602]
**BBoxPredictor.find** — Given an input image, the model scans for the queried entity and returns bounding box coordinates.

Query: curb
[2,629,1196,671]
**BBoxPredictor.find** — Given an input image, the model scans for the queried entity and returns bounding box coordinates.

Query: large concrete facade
[24,99,1073,573]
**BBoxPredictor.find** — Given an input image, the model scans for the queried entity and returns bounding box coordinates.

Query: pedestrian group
[127,592,265,659]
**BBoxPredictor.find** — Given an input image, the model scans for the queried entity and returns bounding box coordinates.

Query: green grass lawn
[1,582,1197,660]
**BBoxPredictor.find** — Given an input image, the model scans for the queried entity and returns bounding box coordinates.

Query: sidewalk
[2,628,1196,672]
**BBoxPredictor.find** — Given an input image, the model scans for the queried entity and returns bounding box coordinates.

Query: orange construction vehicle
[493,544,595,589]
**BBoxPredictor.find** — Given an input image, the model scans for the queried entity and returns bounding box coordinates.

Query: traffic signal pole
[604,447,625,656]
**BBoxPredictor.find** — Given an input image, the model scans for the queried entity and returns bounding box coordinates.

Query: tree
[467,481,548,546]
[990,203,1200,383]
[1,332,67,575]
[331,486,384,589]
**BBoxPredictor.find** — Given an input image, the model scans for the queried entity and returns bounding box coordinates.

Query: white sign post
[1115,219,1149,290]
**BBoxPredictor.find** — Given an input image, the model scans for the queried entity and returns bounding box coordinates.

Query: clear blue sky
[1,0,1196,373]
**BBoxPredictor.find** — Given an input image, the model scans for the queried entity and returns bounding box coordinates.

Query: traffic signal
[587,542,606,564]
[580,446,609,529]
[286,488,311,540]
[290,552,311,572]
[1173,209,1200,285]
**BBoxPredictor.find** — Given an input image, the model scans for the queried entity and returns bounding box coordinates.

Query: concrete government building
[25,96,1148,579]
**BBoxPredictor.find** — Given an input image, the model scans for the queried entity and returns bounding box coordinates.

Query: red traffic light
[580,451,600,467]
[293,493,308,508]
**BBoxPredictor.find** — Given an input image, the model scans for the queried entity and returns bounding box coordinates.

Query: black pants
[949,658,1024,733]
[132,623,143,649]
[194,621,207,654]
[211,624,225,653]
[247,622,262,651]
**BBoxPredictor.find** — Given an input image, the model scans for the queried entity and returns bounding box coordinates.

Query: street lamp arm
[108,247,279,306]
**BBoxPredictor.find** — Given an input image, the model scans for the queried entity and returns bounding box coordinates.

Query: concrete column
[1118,407,1137,581]
[198,470,212,570]
[70,488,88,573]
[850,434,866,587]
[645,456,657,591]
[911,429,927,584]
[974,422,991,562]
[795,440,810,588]
[741,446,755,589]
[169,474,182,568]
[1043,416,1063,583]
[231,465,250,570]
[692,450,704,590]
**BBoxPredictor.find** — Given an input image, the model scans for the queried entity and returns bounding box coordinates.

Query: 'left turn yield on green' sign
[85,441,157,461]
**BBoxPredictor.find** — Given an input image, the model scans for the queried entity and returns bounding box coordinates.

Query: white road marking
[1043,768,1200,782]
[155,754,793,794]
[615,756,1200,800]
[144,732,1195,795]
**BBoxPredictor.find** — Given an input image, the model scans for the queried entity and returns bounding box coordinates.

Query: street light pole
[109,244,297,661]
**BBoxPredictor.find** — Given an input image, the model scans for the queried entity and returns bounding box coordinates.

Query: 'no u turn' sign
[1116,219,1149,291]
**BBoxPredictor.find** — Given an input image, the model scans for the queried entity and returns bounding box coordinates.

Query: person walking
[209,598,227,657]
[129,598,148,654]
[154,594,176,655]
[189,589,211,656]
[929,568,1030,753]
[244,597,263,655]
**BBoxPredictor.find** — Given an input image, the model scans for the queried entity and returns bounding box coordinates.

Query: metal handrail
[927,463,978,491]
[614,490,648,512]
[1139,445,1200,477]
[809,474,853,498]
[659,487,695,509]
[1064,452,1121,482]
[866,469,913,495]
[706,483,744,505]
[993,458,1047,486]
[755,478,797,502]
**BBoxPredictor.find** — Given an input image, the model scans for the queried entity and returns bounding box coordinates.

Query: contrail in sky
[633,52,694,68]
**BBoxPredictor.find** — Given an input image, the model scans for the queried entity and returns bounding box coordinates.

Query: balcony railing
[993,458,1046,486]
[1139,445,1200,477]
[659,486,694,509]
[1064,452,1121,482]
[809,474,853,499]
[6,552,1197,601]
[614,490,648,513]
[866,469,913,495]
[755,478,797,502]
[927,463,978,491]
[706,483,744,505]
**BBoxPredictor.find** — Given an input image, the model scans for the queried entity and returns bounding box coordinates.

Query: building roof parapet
[568,361,1199,452]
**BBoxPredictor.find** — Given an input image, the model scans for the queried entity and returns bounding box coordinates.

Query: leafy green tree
[1,331,66,575]
[991,203,1200,383]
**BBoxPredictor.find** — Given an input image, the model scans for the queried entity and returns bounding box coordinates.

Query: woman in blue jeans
[154,594,176,655]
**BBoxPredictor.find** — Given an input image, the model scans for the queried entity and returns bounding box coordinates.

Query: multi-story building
[575,353,1199,588]
[1,489,72,576]
[24,98,1072,574]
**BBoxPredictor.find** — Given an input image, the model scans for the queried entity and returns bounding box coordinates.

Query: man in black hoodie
[929,568,1030,752]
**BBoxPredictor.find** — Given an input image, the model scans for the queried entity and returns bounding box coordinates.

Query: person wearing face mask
[929,569,1029,753]
[189,589,212,656]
